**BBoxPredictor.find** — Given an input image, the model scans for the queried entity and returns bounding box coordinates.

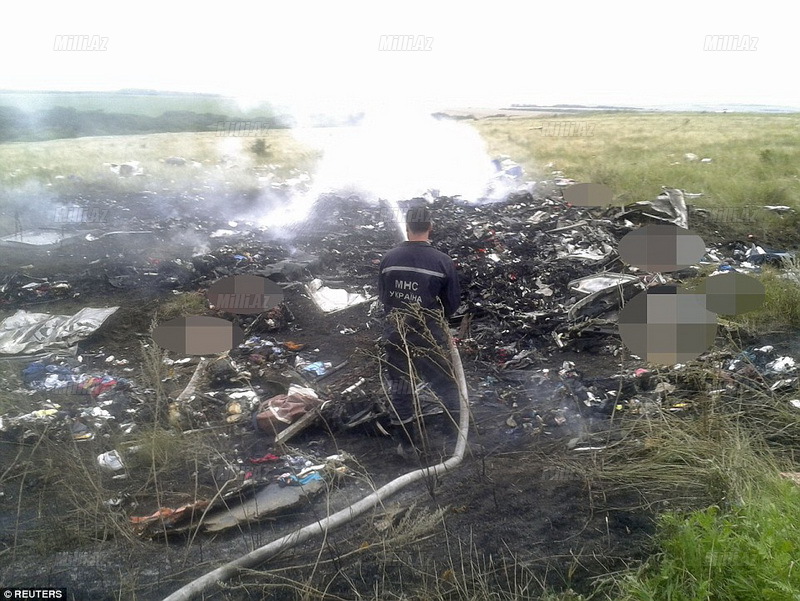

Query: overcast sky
[1,0,795,112]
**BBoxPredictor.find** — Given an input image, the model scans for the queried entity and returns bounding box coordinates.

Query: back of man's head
[406,207,432,235]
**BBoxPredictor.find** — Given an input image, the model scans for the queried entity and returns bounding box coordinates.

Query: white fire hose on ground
[162,335,470,601]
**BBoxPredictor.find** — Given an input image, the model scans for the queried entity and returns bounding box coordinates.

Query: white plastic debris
[789,400,800,410]
[107,161,143,176]
[766,356,796,373]
[16,408,60,421]
[654,382,676,395]
[569,274,639,295]
[771,379,796,391]
[305,279,373,313]
[528,210,549,224]
[97,450,125,471]
[210,229,236,238]
[0,307,119,355]
[89,407,113,419]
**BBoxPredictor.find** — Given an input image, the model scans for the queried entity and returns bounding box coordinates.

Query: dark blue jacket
[378,241,460,322]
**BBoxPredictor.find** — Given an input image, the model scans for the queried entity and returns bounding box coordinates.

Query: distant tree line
[0,106,296,142]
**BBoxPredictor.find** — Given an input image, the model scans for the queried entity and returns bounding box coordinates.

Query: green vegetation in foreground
[546,394,800,601]
[611,478,800,601]
[729,258,800,333]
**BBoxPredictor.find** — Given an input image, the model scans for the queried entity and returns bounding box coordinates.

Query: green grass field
[3,111,798,209]
[0,129,321,199]
[474,112,800,208]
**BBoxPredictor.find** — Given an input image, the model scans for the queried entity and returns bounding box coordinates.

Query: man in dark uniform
[378,206,462,457]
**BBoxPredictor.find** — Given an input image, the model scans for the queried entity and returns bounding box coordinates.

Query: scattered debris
[107,161,144,177]
[0,307,119,356]
[128,452,348,537]
[97,450,125,471]
[763,205,795,215]
[618,187,689,228]
[305,278,373,313]
[130,501,210,534]
[253,384,324,437]
[1,163,798,562]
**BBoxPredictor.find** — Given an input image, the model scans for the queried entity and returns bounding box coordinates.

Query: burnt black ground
[2,187,778,600]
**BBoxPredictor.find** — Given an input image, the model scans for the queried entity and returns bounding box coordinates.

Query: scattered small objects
[253,384,324,437]
[1,159,798,569]
[763,205,795,214]
[249,453,281,464]
[130,500,210,535]
[71,421,94,441]
[296,359,333,377]
[107,161,144,177]
[97,450,125,471]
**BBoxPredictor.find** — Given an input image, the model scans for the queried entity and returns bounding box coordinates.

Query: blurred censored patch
[618,224,706,272]
[562,183,615,207]
[206,275,284,314]
[152,316,245,355]
[694,271,765,315]
[619,285,718,364]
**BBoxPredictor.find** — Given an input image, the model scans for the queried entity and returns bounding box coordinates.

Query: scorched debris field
[2,115,800,601]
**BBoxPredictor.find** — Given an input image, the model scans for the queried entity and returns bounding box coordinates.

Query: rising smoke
[259,108,499,231]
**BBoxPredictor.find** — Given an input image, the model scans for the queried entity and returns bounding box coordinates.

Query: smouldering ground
[1,112,800,600]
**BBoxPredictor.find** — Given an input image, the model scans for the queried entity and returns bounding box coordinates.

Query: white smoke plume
[260,107,498,230]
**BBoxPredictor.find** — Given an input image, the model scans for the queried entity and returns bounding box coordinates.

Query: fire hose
[162,334,470,601]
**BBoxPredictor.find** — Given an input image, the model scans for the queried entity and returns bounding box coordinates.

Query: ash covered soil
[1,184,796,600]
